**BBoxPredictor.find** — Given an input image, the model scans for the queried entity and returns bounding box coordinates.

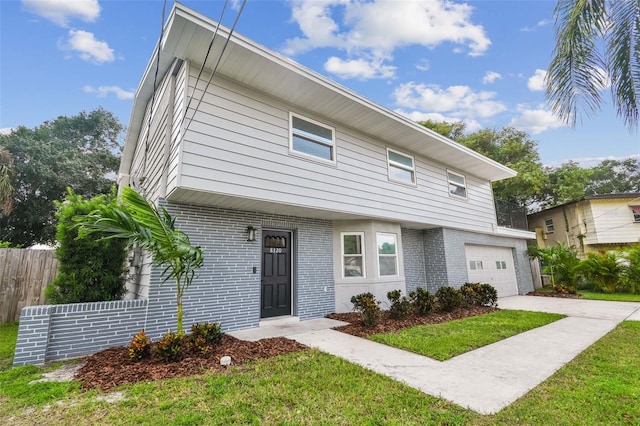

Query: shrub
[387,290,412,319]
[529,244,580,293]
[189,322,222,353]
[155,330,185,362]
[409,287,435,316]
[128,329,151,361]
[435,286,462,312]
[460,283,498,307]
[350,292,381,328]
[45,188,127,304]
[577,251,623,294]
[620,246,640,294]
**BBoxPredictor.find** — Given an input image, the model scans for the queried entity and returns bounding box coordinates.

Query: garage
[465,245,518,297]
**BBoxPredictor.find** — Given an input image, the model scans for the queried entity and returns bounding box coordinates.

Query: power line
[183,0,248,134]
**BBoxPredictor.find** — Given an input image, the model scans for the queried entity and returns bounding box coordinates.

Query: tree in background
[421,121,548,209]
[547,0,639,130]
[539,161,593,208]
[46,189,128,304]
[0,148,13,215]
[0,108,122,246]
[79,186,204,333]
[586,158,640,195]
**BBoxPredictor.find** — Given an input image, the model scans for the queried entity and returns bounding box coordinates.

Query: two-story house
[528,193,640,257]
[119,3,535,336]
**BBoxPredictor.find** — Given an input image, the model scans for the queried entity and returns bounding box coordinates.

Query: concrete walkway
[230,296,640,414]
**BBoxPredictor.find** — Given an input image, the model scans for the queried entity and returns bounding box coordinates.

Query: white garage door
[465,245,518,297]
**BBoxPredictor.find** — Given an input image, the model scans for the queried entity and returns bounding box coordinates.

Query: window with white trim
[342,233,365,278]
[545,218,555,233]
[290,113,335,163]
[376,233,398,277]
[387,148,416,185]
[631,206,640,223]
[469,260,483,270]
[496,260,507,269]
[447,170,467,199]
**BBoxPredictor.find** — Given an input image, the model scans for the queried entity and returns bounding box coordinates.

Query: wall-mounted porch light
[246,226,257,242]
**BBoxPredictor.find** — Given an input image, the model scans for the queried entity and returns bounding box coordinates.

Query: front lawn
[578,291,640,302]
[0,322,18,370]
[1,320,639,424]
[369,310,565,360]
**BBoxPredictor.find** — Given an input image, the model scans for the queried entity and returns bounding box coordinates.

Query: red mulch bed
[77,335,307,391]
[327,306,498,337]
[527,290,582,299]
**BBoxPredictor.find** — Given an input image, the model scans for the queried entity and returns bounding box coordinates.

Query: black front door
[261,230,292,318]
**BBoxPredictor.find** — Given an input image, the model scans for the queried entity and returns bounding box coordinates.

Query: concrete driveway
[231,295,640,414]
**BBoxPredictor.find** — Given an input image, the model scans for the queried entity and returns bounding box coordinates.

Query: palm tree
[79,186,203,333]
[546,0,639,131]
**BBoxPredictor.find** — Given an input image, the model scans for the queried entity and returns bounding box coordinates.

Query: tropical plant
[547,0,639,131]
[409,287,435,316]
[387,289,412,320]
[620,246,640,294]
[350,292,381,328]
[529,244,581,293]
[435,286,462,312]
[45,189,128,304]
[78,186,203,333]
[576,251,623,294]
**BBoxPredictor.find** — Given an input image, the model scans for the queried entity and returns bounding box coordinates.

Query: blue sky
[1,0,638,167]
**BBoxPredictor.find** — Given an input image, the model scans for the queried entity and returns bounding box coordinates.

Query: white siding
[588,199,640,245]
[177,65,497,233]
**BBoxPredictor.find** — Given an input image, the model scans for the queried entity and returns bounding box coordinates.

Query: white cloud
[393,82,507,119]
[22,0,100,27]
[521,19,552,32]
[0,128,14,135]
[509,105,565,134]
[84,85,134,100]
[284,0,490,79]
[396,110,481,132]
[61,30,114,63]
[482,71,502,84]
[324,56,396,79]
[551,153,640,167]
[527,69,547,91]
[415,59,430,71]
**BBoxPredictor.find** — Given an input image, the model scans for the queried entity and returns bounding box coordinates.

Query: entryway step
[259,315,299,328]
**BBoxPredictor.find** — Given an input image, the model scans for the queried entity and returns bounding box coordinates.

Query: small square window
[387,148,416,185]
[447,170,467,199]
[290,113,335,163]
[496,260,507,270]
[469,260,483,270]
[632,206,640,223]
[545,218,555,233]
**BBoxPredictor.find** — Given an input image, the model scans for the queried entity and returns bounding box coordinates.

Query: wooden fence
[0,249,58,323]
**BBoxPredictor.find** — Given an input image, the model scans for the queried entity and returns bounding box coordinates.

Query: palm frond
[547,0,608,126]
[606,0,640,130]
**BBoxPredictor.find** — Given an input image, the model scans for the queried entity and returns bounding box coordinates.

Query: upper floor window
[447,170,467,199]
[387,148,416,185]
[376,233,398,277]
[545,218,555,233]
[632,206,640,223]
[342,233,365,278]
[290,113,335,163]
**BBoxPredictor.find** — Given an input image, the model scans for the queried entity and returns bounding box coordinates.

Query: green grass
[0,322,18,370]
[0,320,638,424]
[483,321,640,425]
[578,291,640,302]
[369,310,565,361]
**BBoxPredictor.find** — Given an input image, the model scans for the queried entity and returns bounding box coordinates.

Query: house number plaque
[269,248,283,254]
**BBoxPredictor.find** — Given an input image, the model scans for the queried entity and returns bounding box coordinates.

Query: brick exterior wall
[13,300,148,366]
[423,228,448,292]
[401,228,426,294]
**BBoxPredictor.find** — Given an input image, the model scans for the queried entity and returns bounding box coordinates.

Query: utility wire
[183,0,248,134]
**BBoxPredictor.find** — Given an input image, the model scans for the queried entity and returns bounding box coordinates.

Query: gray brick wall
[401,228,426,294]
[13,300,148,366]
[142,202,334,339]
[423,228,448,292]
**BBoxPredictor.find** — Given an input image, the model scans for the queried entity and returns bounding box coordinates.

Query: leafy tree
[421,121,548,209]
[585,158,640,195]
[539,161,593,208]
[0,148,13,215]
[78,186,204,333]
[46,189,128,304]
[0,108,122,246]
[547,0,639,130]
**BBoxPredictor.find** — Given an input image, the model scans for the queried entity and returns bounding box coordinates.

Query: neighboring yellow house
[528,193,640,257]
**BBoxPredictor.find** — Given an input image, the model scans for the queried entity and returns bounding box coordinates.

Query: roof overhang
[121,3,516,183]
